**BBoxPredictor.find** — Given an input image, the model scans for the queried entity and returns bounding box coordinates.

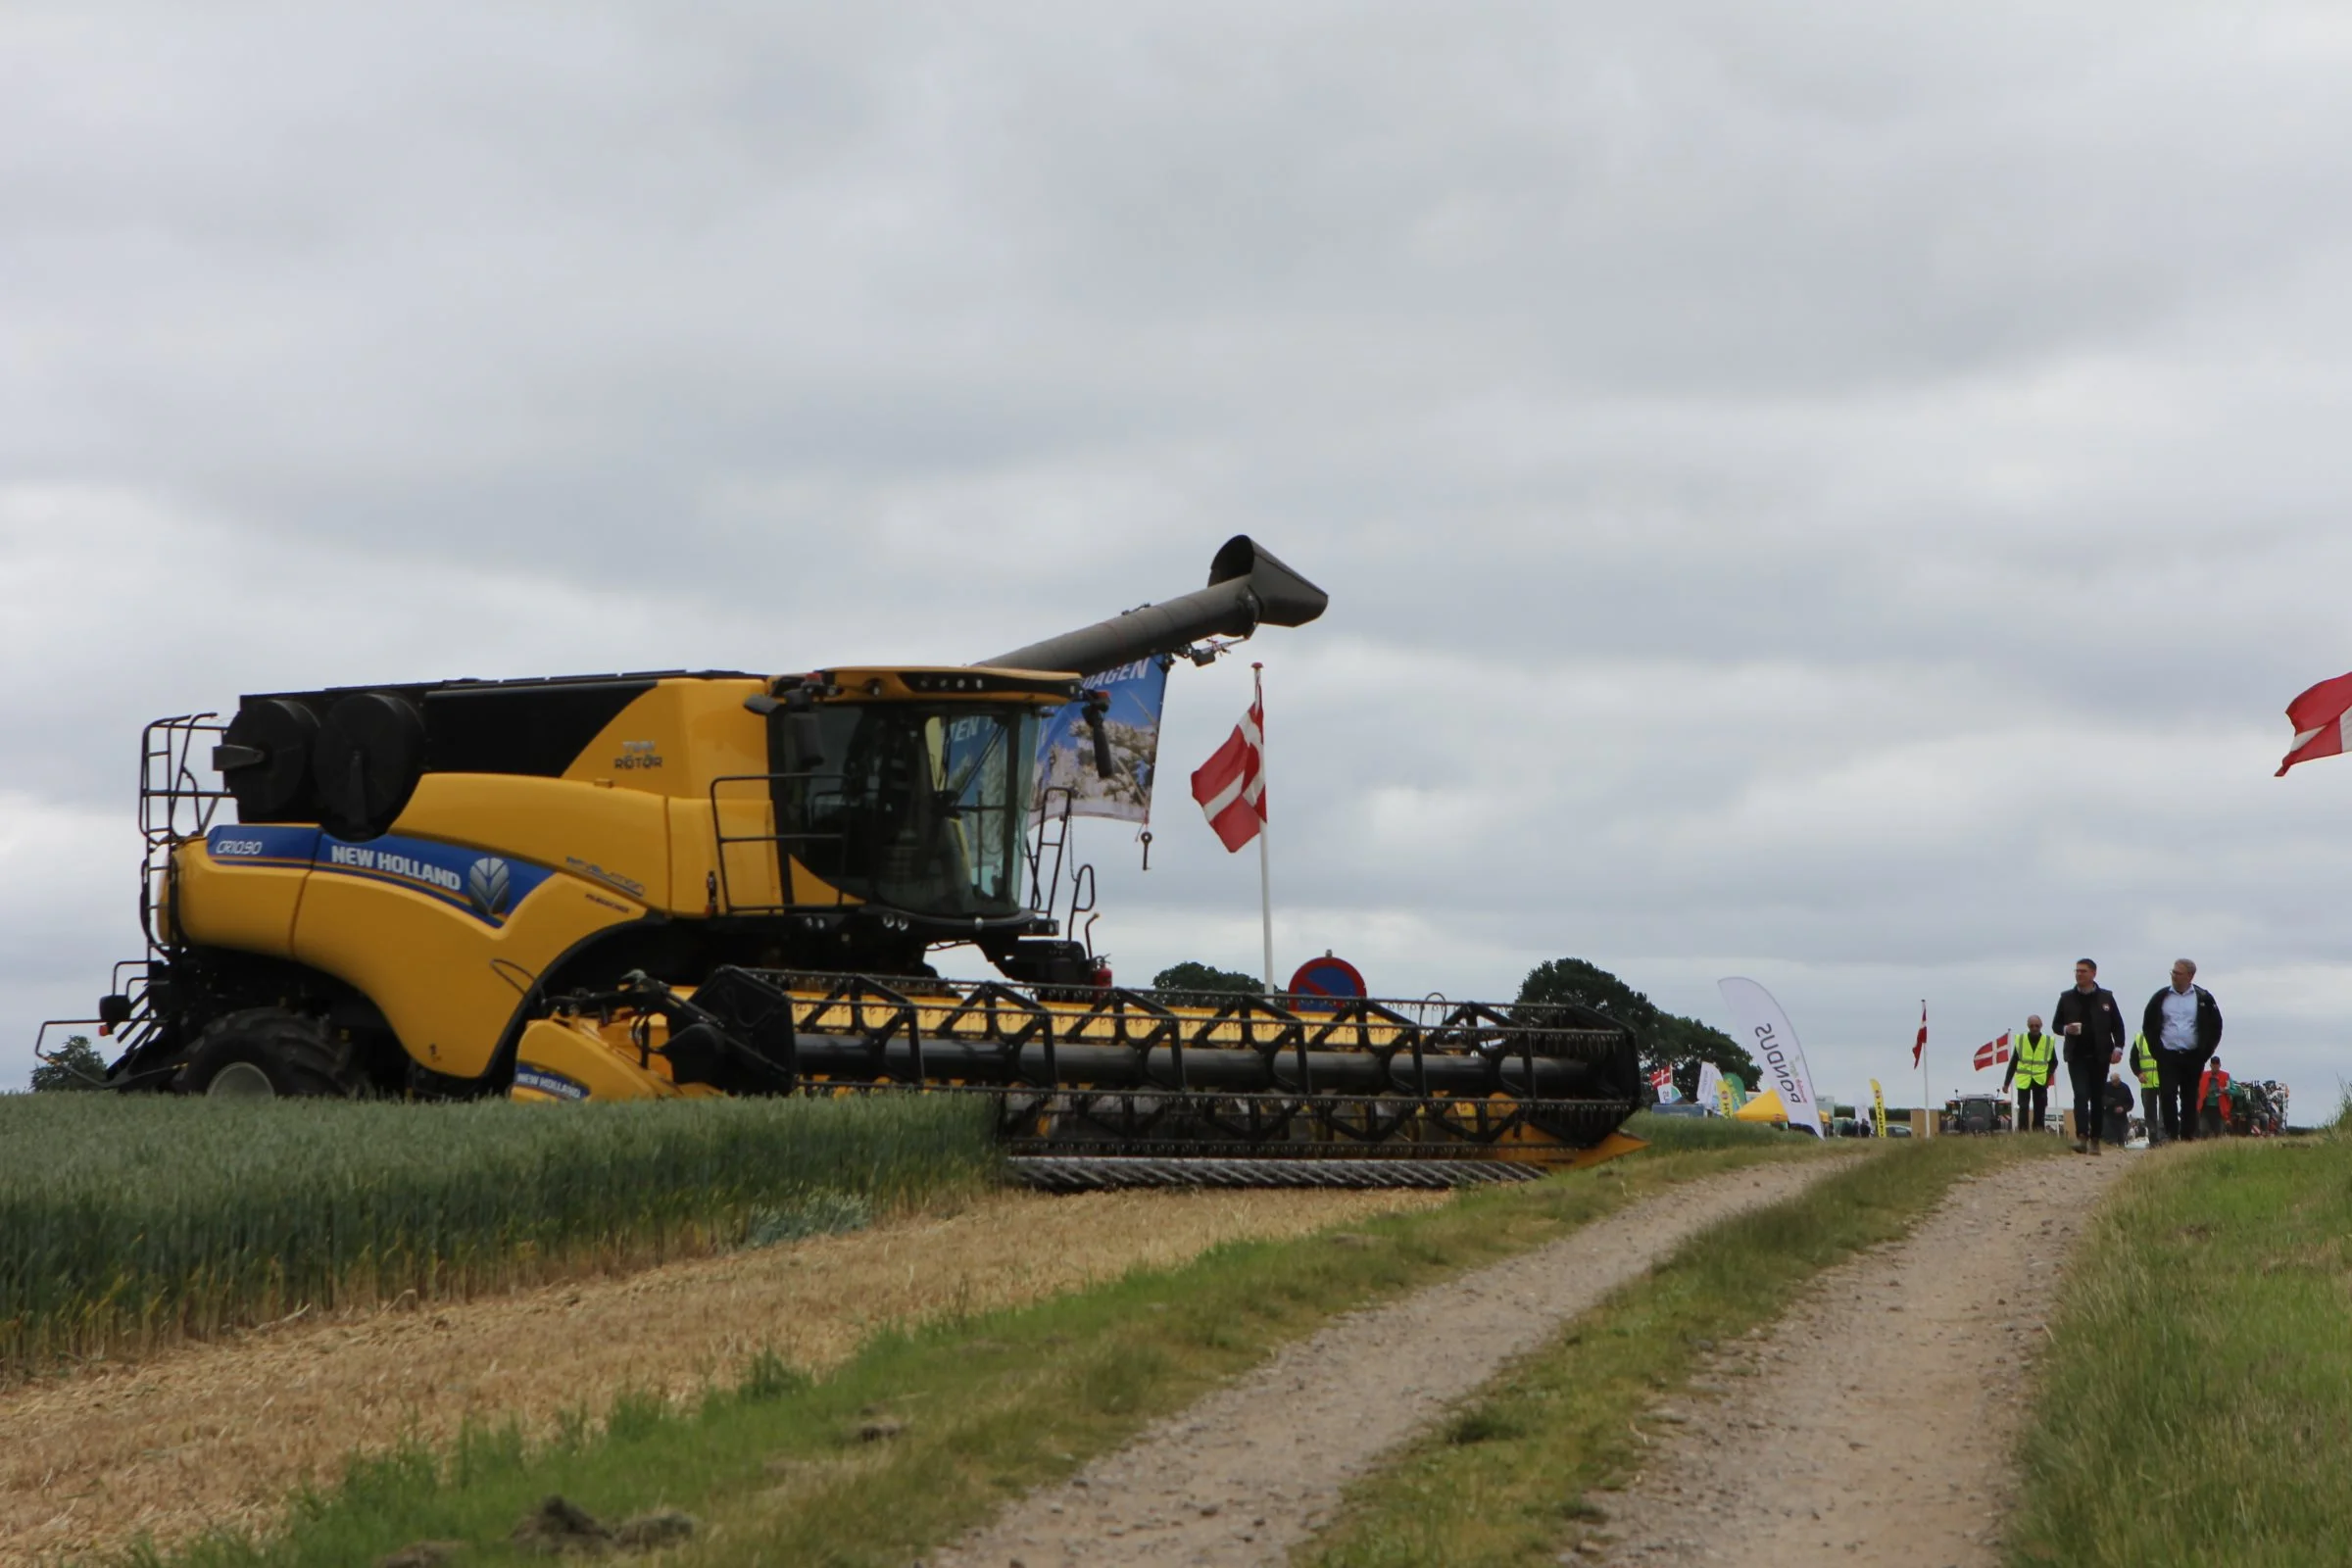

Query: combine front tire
[173,1008,356,1100]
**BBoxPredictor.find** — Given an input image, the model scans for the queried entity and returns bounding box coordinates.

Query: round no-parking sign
[1288,954,1367,1009]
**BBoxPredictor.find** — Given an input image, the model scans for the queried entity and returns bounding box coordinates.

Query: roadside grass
[132,1138,1826,1568]
[1294,1133,2061,1568]
[1616,1109,1813,1152]
[2009,1137,2352,1567]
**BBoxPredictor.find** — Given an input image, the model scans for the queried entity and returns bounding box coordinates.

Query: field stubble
[104,1121,1809,1568]
[0,1182,1440,1566]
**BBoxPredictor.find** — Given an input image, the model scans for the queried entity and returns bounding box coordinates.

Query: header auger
[39,538,1641,1187]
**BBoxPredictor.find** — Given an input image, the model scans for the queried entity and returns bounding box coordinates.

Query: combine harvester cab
[41,537,1642,1186]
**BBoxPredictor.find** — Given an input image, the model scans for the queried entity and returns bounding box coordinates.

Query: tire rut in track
[928,1157,1849,1568]
[1593,1148,2128,1567]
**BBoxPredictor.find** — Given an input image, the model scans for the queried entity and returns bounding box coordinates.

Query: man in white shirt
[2140,958,2224,1143]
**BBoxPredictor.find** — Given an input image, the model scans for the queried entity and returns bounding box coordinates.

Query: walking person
[2004,1014,2059,1133]
[2054,958,2128,1154]
[2143,959,2224,1143]
[2130,1031,2165,1145]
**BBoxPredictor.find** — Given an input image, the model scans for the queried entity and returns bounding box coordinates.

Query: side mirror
[98,993,133,1027]
[1083,693,1115,780]
[751,690,827,770]
[786,708,826,770]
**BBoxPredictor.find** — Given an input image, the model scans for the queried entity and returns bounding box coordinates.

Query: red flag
[1191,694,1265,852]
[1647,1065,1673,1092]
[2278,672,2352,776]
[1912,1002,1927,1068]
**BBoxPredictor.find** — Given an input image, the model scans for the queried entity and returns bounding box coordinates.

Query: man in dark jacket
[2143,958,2225,1143]
[2054,957,2128,1154]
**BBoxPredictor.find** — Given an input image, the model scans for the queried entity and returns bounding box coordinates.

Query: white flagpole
[1254,662,1275,992]
[1920,999,1932,1139]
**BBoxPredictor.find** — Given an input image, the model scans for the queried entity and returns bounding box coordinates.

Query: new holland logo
[466,857,514,918]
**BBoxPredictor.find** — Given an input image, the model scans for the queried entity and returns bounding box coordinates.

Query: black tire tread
[173,1007,357,1099]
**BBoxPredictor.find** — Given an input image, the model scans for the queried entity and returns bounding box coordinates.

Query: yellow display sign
[1871,1078,1888,1139]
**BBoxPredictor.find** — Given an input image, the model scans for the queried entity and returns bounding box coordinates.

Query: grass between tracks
[1294,1132,2061,1568]
[2008,1135,2352,1567]
[129,1116,1811,1568]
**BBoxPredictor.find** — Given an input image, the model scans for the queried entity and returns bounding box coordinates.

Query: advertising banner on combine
[1716,978,1827,1138]
[1032,656,1170,824]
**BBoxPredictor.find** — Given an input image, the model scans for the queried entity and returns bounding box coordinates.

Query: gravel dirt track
[929,1156,1849,1568]
[0,1186,1441,1567]
[1594,1148,2127,1567]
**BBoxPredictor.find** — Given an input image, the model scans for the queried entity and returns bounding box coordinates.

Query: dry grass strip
[0,1185,1437,1567]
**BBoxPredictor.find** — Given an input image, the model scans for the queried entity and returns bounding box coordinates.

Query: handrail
[706,768,852,914]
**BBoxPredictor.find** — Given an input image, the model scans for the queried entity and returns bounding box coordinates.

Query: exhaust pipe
[978,536,1328,678]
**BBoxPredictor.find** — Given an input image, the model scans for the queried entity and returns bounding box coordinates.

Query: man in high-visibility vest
[2003,1012,2059,1133]
[2130,1032,2164,1146]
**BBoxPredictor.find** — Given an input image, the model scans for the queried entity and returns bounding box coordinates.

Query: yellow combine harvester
[48,539,1640,1187]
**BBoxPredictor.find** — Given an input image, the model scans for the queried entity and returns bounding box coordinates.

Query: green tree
[1516,957,1757,1102]
[31,1034,110,1092]
[1650,1012,1755,1102]
[1151,960,1264,995]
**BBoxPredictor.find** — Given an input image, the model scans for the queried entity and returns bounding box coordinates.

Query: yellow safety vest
[2131,1033,2160,1090]
[2012,1031,2056,1088]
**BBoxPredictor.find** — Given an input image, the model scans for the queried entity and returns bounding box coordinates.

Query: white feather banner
[1716,977,1827,1138]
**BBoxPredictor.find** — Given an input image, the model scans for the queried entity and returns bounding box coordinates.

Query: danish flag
[1648,1065,1673,1092]
[1912,1002,1927,1068]
[1191,693,1266,852]
[2277,672,2352,776]
[1974,1032,2012,1072]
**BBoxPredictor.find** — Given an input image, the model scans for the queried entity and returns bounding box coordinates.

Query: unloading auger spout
[979,535,1329,678]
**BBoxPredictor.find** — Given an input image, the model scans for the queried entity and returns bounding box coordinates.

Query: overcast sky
[8,3,2352,1113]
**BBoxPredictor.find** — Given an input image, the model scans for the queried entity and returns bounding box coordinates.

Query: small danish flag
[1191,692,1266,853]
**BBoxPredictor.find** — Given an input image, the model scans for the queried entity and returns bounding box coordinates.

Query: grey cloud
[7,2,2352,1105]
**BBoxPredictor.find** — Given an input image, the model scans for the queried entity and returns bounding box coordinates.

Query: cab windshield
[772,703,1040,917]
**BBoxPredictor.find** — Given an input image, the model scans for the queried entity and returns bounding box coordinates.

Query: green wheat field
[0,1090,998,1376]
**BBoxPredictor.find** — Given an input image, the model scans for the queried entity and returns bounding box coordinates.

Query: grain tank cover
[978,535,1328,679]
